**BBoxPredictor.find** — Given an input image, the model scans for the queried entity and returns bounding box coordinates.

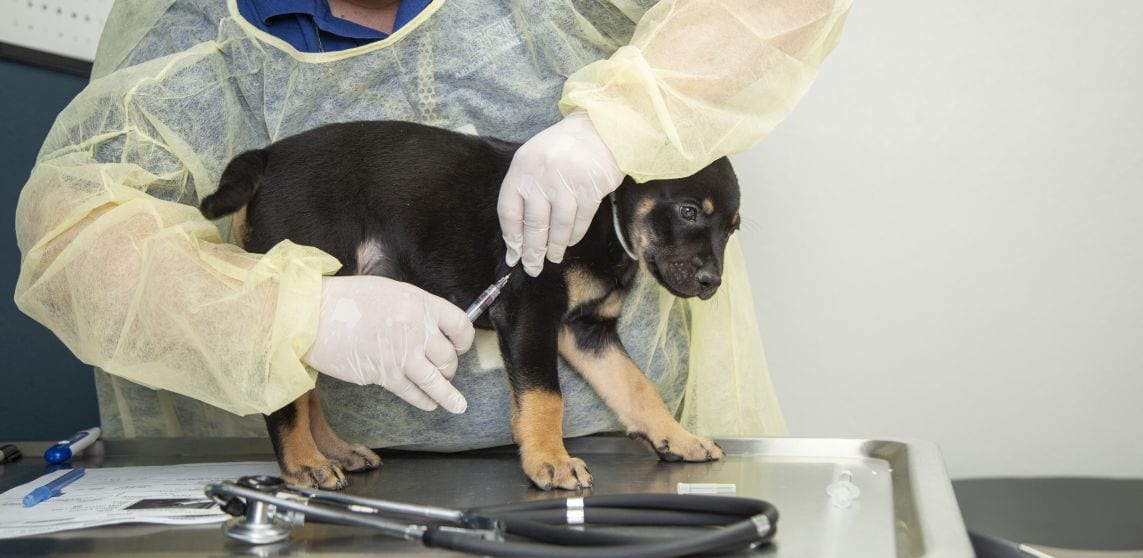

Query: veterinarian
[14,1,850,448]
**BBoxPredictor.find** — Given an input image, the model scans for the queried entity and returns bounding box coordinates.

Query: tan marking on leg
[702,198,715,215]
[565,266,609,309]
[558,328,724,462]
[565,267,623,320]
[231,205,248,248]
[308,390,381,473]
[512,391,592,490]
[596,292,623,320]
[278,392,347,489]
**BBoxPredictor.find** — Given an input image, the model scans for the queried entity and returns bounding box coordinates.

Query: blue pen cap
[43,428,100,464]
[22,468,85,507]
[43,445,73,464]
[23,486,56,507]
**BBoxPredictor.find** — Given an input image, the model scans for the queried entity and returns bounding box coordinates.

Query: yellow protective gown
[14,0,850,445]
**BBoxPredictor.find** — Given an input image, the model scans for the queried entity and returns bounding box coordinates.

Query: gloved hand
[302,275,475,413]
[498,110,625,276]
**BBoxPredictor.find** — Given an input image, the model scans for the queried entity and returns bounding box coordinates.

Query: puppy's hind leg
[265,393,349,489]
[308,390,382,473]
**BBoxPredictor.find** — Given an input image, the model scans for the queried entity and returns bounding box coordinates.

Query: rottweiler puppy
[200,121,741,490]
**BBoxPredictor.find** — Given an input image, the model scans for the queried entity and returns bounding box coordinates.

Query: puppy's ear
[622,197,672,267]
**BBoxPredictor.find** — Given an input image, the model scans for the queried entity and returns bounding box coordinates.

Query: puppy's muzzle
[646,253,725,300]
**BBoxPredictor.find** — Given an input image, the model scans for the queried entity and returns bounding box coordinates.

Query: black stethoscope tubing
[464,493,778,552]
[422,520,771,558]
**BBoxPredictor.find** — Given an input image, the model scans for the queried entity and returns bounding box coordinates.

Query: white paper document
[0,461,278,539]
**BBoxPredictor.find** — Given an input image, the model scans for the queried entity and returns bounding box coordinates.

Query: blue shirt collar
[249,0,390,40]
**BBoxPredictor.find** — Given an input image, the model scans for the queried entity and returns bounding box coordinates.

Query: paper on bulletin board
[1,0,114,62]
[0,462,278,539]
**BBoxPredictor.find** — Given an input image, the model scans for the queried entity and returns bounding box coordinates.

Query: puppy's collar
[610,193,637,261]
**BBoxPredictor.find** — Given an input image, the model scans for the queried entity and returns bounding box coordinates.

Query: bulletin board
[0,0,114,75]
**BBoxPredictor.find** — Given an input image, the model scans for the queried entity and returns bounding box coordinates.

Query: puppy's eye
[678,205,698,222]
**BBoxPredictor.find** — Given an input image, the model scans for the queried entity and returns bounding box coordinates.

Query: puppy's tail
[200,149,267,219]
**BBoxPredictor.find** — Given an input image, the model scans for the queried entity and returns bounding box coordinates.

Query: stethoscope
[205,475,779,557]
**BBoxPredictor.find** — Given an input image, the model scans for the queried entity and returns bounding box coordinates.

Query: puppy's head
[615,157,741,300]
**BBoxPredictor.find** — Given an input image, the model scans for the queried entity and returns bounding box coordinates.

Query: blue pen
[23,468,86,507]
[43,427,101,464]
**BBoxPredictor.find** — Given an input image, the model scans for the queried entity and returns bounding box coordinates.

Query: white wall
[1,0,114,61]
[733,1,1143,479]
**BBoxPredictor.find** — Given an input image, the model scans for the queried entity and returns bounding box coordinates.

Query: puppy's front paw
[629,428,724,463]
[522,452,593,491]
[282,459,348,490]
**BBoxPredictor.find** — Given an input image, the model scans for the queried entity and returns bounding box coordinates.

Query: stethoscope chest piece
[221,476,294,545]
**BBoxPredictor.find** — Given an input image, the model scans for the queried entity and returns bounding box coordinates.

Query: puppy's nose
[695,269,721,291]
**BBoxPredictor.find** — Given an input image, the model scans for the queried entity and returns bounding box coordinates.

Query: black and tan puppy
[201,121,741,490]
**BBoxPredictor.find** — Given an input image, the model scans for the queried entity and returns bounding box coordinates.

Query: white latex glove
[302,275,475,413]
[498,111,625,276]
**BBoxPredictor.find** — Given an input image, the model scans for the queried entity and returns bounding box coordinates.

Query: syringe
[464,273,512,322]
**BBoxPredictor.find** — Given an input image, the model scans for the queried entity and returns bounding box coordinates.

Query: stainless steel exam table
[0,436,973,556]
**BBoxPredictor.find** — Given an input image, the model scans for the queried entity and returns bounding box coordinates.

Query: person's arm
[499,0,851,275]
[560,0,852,182]
[19,5,480,418]
[15,54,339,416]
